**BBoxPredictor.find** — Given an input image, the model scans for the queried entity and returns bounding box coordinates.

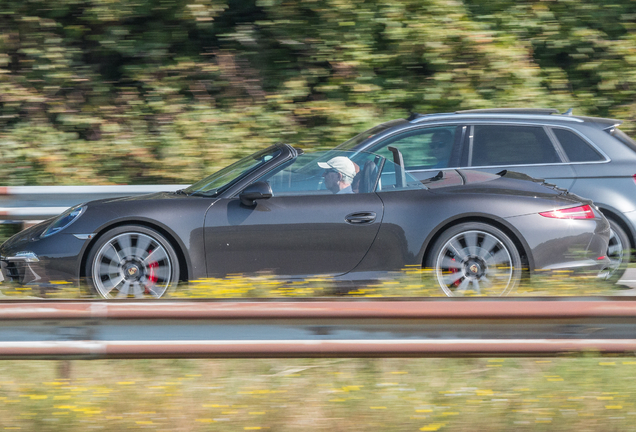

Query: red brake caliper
[147,262,158,293]
[450,257,460,287]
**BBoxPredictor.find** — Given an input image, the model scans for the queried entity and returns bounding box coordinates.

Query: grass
[0,265,618,299]
[0,357,632,431]
[0,227,627,430]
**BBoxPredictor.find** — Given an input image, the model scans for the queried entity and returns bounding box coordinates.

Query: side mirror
[239,181,273,206]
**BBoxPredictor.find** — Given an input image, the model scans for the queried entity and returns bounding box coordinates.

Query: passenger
[318,156,356,194]
[429,129,453,167]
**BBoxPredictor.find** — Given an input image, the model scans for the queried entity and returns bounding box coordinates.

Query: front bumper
[1,259,36,285]
[0,223,88,288]
[0,252,74,287]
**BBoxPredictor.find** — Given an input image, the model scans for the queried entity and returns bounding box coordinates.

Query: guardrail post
[57,360,72,380]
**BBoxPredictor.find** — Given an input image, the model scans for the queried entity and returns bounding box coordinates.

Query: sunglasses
[430,141,446,149]
[323,169,339,176]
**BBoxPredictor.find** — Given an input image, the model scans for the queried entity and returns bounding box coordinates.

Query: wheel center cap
[465,259,484,277]
[124,264,141,280]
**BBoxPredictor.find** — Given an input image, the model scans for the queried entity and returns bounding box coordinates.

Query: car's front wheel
[427,222,522,296]
[85,225,180,298]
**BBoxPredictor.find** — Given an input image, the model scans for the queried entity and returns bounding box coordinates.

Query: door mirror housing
[239,181,273,206]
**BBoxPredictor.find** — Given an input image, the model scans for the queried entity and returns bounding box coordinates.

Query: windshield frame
[184,144,289,197]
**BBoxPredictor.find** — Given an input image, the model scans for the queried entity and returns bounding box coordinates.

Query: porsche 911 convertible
[0,144,610,297]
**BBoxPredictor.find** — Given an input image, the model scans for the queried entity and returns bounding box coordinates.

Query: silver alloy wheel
[434,230,514,296]
[598,219,630,283]
[605,227,624,278]
[92,232,173,298]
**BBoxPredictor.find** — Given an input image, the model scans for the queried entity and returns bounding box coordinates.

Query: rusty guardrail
[0,298,635,359]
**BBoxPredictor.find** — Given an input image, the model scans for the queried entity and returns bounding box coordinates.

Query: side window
[370,126,460,170]
[552,128,604,162]
[255,151,382,196]
[471,125,561,167]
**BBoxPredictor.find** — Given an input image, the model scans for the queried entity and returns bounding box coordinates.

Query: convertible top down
[0,144,610,297]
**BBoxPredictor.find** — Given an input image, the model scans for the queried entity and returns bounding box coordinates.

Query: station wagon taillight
[539,204,595,219]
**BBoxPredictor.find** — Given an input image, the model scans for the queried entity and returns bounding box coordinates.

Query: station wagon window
[369,126,460,170]
[470,125,560,167]
[552,128,604,162]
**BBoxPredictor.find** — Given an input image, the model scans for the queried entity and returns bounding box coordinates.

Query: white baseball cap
[318,156,356,182]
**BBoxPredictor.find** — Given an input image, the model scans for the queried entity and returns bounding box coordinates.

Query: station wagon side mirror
[239,181,273,206]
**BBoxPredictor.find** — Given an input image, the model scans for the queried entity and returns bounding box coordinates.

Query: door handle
[345,212,377,224]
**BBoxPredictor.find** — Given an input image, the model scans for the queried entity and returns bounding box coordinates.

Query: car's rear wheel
[85,225,179,298]
[602,218,631,283]
[427,222,522,296]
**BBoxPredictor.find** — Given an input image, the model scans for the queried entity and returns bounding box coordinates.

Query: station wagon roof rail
[456,108,560,115]
[409,109,622,128]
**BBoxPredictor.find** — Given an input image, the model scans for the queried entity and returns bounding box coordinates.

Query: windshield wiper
[174,189,189,196]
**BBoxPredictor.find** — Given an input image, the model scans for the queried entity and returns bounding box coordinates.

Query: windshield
[335,120,406,151]
[184,146,282,196]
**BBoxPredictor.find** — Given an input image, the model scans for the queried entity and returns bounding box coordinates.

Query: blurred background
[2,0,636,187]
[1,3,636,430]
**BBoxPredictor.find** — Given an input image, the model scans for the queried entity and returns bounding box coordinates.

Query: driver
[318,156,356,194]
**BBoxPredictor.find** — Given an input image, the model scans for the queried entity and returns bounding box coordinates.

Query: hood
[99,191,183,204]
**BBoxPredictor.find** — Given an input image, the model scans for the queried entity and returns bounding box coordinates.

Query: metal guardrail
[0,298,635,359]
[0,185,189,222]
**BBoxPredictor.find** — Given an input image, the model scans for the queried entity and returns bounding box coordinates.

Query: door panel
[204,193,384,277]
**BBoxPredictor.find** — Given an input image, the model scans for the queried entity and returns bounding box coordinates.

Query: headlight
[40,204,86,238]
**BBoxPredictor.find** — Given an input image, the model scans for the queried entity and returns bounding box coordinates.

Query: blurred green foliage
[1,0,636,185]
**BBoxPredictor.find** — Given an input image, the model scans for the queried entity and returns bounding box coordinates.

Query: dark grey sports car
[0,144,610,297]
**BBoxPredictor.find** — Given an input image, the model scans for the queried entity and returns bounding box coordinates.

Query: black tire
[426,222,522,296]
[85,225,180,298]
[602,218,631,284]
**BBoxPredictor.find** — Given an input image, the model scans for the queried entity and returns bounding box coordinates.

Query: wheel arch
[422,215,533,272]
[78,219,191,282]
[597,205,635,251]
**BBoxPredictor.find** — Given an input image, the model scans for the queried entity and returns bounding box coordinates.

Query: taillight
[539,204,595,219]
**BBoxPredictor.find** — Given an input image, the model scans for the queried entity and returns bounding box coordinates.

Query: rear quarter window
[470,125,560,166]
[552,128,604,162]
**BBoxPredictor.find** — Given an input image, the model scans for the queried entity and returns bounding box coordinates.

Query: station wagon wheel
[86,225,180,299]
[602,219,630,283]
[427,223,522,297]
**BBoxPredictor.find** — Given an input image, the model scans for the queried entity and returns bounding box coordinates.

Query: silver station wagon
[337,108,636,281]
